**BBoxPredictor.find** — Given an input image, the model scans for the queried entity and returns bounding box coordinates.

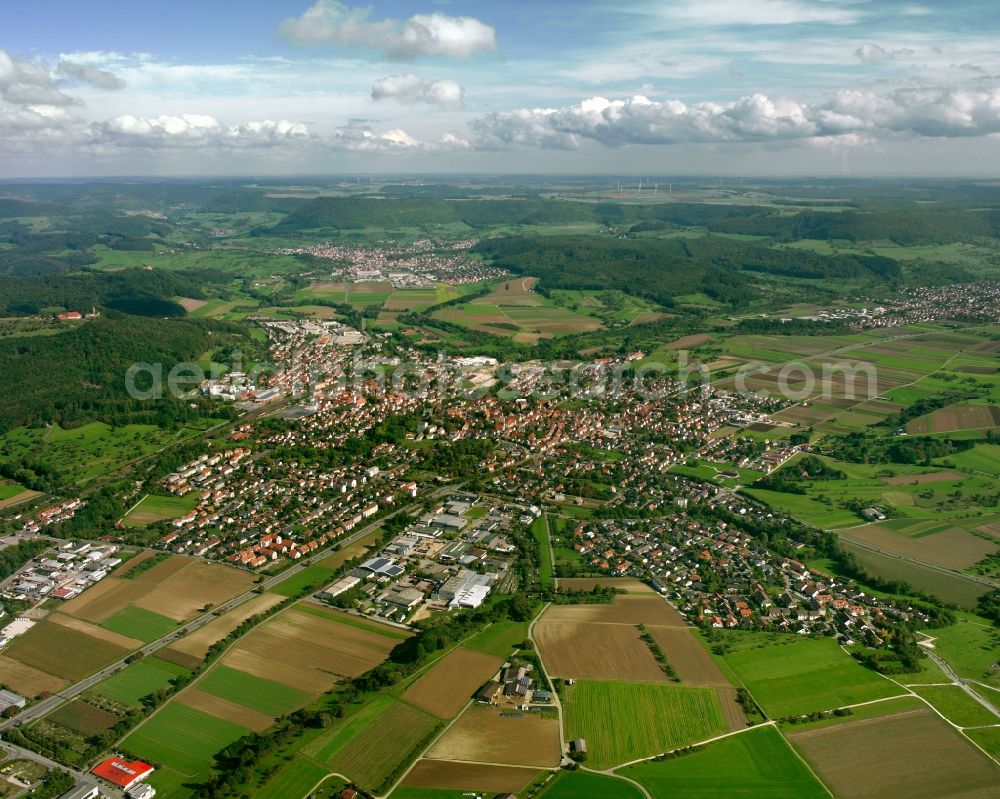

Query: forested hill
[0,269,226,316]
[473,235,900,307]
[265,195,1000,246]
[0,313,246,434]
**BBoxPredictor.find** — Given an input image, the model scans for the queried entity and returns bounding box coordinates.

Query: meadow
[621,726,830,799]
[94,656,191,706]
[562,680,728,769]
[910,685,1000,728]
[101,605,179,642]
[464,620,528,658]
[122,493,200,527]
[123,702,249,778]
[927,617,1000,688]
[537,771,643,799]
[713,631,903,718]
[197,665,311,718]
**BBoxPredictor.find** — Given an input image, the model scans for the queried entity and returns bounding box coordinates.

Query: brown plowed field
[162,592,285,661]
[403,760,542,793]
[404,646,503,719]
[645,626,732,686]
[535,621,667,682]
[788,707,999,799]
[222,607,396,694]
[557,577,653,593]
[540,595,686,626]
[426,704,561,767]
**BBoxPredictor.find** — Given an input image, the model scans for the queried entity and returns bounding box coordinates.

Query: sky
[2,0,1000,176]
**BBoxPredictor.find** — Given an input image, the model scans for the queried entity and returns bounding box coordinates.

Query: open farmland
[464,620,528,658]
[59,555,254,626]
[563,680,728,768]
[323,699,440,791]
[131,559,256,621]
[539,594,686,626]
[538,771,643,799]
[535,621,668,682]
[714,631,903,717]
[426,704,561,768]
[47,698,121,736]
[159,591,285,663]
[646,627,734,687]
[839,539,990,608]
[0,655,68,698]
[101,605,179,642]
[123,702,250,781]
[94,656,190,706]
[839,522,999,571]
[197,664,311,717]
[556,577,654,593]
[622,725,830,799]
[910,685,1000,727]
[2,618,132,681]
[788,707,999,799]
[403,646,503,719]
[177,687,275,731]
[402,760,542,794]
[221,605,401,695]
[907,403,1000,434]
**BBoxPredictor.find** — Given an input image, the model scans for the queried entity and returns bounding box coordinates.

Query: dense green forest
[0,268,227,315]
[0,313,247,433]
[472,235,899,307]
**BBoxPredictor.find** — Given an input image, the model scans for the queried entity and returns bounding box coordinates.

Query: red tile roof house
[92,756,154,790]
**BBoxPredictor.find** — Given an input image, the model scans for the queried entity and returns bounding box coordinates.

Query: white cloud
[0,49,76,106]
[371,74,464,107]
[855,43,915,63]
[655,0,861,27]
[279,0,497,59]
[56,60,126,90]
[91,114,311,149]
[328,119,422,151]
[469,86,1000,149]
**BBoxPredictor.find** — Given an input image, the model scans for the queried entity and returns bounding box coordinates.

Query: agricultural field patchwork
[403,645,503,719]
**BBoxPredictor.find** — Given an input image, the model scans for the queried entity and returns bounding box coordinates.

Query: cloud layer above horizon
[2,1,1000,175]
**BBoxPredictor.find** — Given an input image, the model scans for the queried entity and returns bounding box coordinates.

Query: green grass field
[622,726,830,798]
[838,540,990,609]
[715,632,903,718]
[94,657,191,706]
[122,493,200,527]
[102,605,179,642]
[538,771,644,799]
[0,483,25,500]
[531,516,554,589]
[929,618,1000,688]
[563,681,728,769]
[911,685,1000,727]
[252,758,329,799]
[270,564,337,597]
[464,620,529,658]
[965,726,1000,759]
[123,702,249,777]
[198,665,311,717]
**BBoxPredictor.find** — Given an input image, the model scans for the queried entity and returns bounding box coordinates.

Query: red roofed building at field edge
[91,756,154,789]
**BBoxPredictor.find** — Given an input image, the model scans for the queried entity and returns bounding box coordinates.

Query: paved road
[920,645,1000,720]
